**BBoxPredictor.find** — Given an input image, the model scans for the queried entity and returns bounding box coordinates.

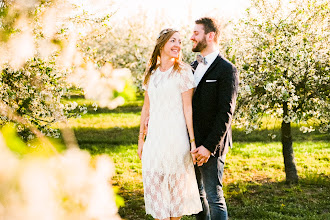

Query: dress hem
[145,209,203,220]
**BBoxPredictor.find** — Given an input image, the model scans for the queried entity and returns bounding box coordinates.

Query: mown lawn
[67,99,330,220]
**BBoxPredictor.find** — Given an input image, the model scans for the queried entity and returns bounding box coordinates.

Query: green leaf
[1,123,29,157]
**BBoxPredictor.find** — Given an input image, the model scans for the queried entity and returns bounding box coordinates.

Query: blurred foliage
[114,79,137,101]
[80,13,231,93]
[0,58,73,139]
[0,126,122,219]
[1,123,29,156]
[80,12,160,92]
[0,0,131,139]
[1,123,64,156]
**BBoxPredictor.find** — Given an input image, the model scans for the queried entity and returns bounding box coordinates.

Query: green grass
[66,99,330,220]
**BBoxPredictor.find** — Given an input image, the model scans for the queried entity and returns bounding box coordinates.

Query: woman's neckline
[158,65,174,73]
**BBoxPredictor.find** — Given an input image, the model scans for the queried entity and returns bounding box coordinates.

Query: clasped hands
[191,145,211,166]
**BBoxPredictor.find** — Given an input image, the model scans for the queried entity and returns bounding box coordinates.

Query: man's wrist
[200,145,212,156]
[201,144,215,155]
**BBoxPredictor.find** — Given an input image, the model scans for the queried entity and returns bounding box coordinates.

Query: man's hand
[191,145,211,166]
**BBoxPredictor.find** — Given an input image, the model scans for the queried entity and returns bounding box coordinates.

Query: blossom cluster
[228,0,330,133]
[0,0,130,137]
[0,131,121,220]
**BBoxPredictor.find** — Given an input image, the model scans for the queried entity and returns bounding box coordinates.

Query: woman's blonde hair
[143,28,184,87]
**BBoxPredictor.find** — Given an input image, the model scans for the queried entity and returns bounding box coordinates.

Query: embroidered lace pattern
[142,66,202,219]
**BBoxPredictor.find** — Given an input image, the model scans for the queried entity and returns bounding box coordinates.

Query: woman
[137,28,202,220]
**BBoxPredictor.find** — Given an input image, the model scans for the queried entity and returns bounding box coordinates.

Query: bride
[137,28,202,220]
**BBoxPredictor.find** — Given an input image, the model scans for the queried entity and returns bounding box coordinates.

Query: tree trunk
[281,102,298,184]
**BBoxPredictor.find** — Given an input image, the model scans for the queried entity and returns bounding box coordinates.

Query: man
[190,17,239,220]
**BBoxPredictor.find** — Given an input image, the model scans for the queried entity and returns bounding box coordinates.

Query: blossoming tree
[230,0,330,183]
[0,0,130,138]
[0,1,125,218]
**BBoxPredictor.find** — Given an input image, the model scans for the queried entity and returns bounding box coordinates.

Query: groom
[190,17,239,220]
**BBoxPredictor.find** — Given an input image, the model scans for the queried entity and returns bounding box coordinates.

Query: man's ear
[207,32,215,42]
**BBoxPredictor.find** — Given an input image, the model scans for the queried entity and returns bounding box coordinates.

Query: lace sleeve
[179,68,196,93]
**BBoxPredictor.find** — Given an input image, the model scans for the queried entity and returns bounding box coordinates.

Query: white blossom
[0,132,121,220]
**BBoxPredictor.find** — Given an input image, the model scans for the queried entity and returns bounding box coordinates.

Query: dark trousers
[195,155,227,220]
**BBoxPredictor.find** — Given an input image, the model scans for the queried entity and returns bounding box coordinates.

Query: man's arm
[202,65,239,154]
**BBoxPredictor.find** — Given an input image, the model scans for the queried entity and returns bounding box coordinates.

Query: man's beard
[192,36,207,52]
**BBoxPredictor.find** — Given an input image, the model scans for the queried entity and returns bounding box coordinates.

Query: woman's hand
[137,138,144,160]
[190,141,197,165]
[191,145,211,166]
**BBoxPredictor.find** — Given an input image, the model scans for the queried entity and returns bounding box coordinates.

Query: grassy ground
[67,99,330,220]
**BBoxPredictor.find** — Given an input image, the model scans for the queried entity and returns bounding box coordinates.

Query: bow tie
[197,54,208,65]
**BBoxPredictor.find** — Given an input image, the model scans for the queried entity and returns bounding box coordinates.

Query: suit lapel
[195,55,223,92]
[191,61,198,73]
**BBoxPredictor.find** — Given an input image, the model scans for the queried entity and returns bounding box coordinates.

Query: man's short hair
[195,17,220,43]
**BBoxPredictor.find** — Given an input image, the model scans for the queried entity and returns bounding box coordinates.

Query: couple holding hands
[138,17,239,220]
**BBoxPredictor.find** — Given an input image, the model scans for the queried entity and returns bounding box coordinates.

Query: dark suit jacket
[192,54,239,157]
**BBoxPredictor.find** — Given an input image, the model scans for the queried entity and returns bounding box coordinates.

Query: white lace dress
[142,66,202,219]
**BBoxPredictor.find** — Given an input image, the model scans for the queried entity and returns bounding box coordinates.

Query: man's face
[190,24,207,52]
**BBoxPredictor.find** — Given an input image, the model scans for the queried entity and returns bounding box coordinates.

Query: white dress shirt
[194,50,220,86]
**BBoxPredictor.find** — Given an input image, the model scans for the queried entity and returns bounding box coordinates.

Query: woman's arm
[137,91,150,160]
[182,88,197,164]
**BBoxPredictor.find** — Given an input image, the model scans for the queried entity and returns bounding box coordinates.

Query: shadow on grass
[74,126,139,147]
[226,175,330,220]
[115,175,330,220]
[72,125,329,150]
[116,185,151,220]
[88,104,143,114]
[233,126,329,143]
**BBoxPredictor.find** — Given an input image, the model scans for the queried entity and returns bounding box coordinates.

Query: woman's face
[161,32,181,59]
